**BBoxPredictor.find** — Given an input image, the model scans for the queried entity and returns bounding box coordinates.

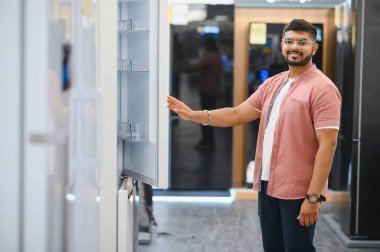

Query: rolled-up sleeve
[311,84,342,130]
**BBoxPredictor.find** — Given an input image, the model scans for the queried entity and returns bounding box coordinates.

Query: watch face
[308,194,318,203]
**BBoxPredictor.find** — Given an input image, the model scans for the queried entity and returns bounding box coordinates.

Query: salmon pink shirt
[247,65,341,199]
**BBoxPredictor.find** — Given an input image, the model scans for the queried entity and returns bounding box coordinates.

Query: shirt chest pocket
[284,98,313,128]
[285,98,310,116]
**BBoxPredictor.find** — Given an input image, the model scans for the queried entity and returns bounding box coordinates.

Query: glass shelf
[117,59,149,72]
[118,120,148,142]
[117,59,131,71]
[118,19,149,33]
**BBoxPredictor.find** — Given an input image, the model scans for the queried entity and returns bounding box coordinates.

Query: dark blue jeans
[258,181,316,252]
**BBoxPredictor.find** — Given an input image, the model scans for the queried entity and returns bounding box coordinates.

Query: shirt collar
[287,64,316,82]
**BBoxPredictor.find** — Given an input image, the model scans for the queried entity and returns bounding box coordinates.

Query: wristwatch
[305,194,326,204]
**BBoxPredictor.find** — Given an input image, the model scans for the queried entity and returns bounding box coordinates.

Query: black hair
[283,19,317,41]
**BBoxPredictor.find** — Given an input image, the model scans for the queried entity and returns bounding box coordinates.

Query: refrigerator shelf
[117,59,149,72]
[118,19,149,33]
[118,121,148,142]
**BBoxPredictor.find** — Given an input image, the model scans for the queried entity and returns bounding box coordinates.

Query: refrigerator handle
[67,89,102,189]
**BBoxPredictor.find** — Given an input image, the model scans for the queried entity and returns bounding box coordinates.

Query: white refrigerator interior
[117,0,169,188]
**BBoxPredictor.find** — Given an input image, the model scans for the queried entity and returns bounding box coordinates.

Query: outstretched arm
[167,96,261,127]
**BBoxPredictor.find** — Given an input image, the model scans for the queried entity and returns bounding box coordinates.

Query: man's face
[281,30,318,67]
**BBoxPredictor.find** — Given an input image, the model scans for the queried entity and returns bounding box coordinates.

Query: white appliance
[0,1,25,251]
[66,0,102,251]
[21,1,73,251]
[117,178,136,252]
[0,0,102,251]
[116,0,170,250]
[117,0,169,187]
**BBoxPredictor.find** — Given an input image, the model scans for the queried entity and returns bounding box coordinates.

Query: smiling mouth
[288,51,302,57]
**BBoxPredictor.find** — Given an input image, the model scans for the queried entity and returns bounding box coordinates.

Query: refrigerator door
[0,1,23,250]
[22,1,72,251]
[330,27,354,191]
[341,0,380,239]
[351,0,380,239]
[66,0,103,251]
[117,0,169,188]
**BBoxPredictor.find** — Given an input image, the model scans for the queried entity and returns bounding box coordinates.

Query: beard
[282,50,313,66]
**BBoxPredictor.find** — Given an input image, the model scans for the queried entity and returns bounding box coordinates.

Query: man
[167,19,341,251]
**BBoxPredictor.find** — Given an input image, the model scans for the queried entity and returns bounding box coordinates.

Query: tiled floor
[139,200,380,252]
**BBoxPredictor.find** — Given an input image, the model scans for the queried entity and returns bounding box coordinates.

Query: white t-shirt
[261,79,293,181]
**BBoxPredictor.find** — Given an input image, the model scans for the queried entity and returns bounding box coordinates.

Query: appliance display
[18,0,102,250]
[66,1,103,250]
[335,0,380,240]
[116,1,169,249]
[117,0,169,188]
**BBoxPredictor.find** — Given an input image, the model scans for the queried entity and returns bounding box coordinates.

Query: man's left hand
[297,200,320,227]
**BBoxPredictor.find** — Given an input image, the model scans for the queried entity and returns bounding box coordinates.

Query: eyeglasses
[282,39,315,46]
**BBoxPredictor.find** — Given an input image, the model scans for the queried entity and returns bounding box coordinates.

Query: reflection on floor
[138,200,380,252]
[170,74,232,190]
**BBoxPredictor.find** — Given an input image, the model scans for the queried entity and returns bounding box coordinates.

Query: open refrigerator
[116,0,170,250]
